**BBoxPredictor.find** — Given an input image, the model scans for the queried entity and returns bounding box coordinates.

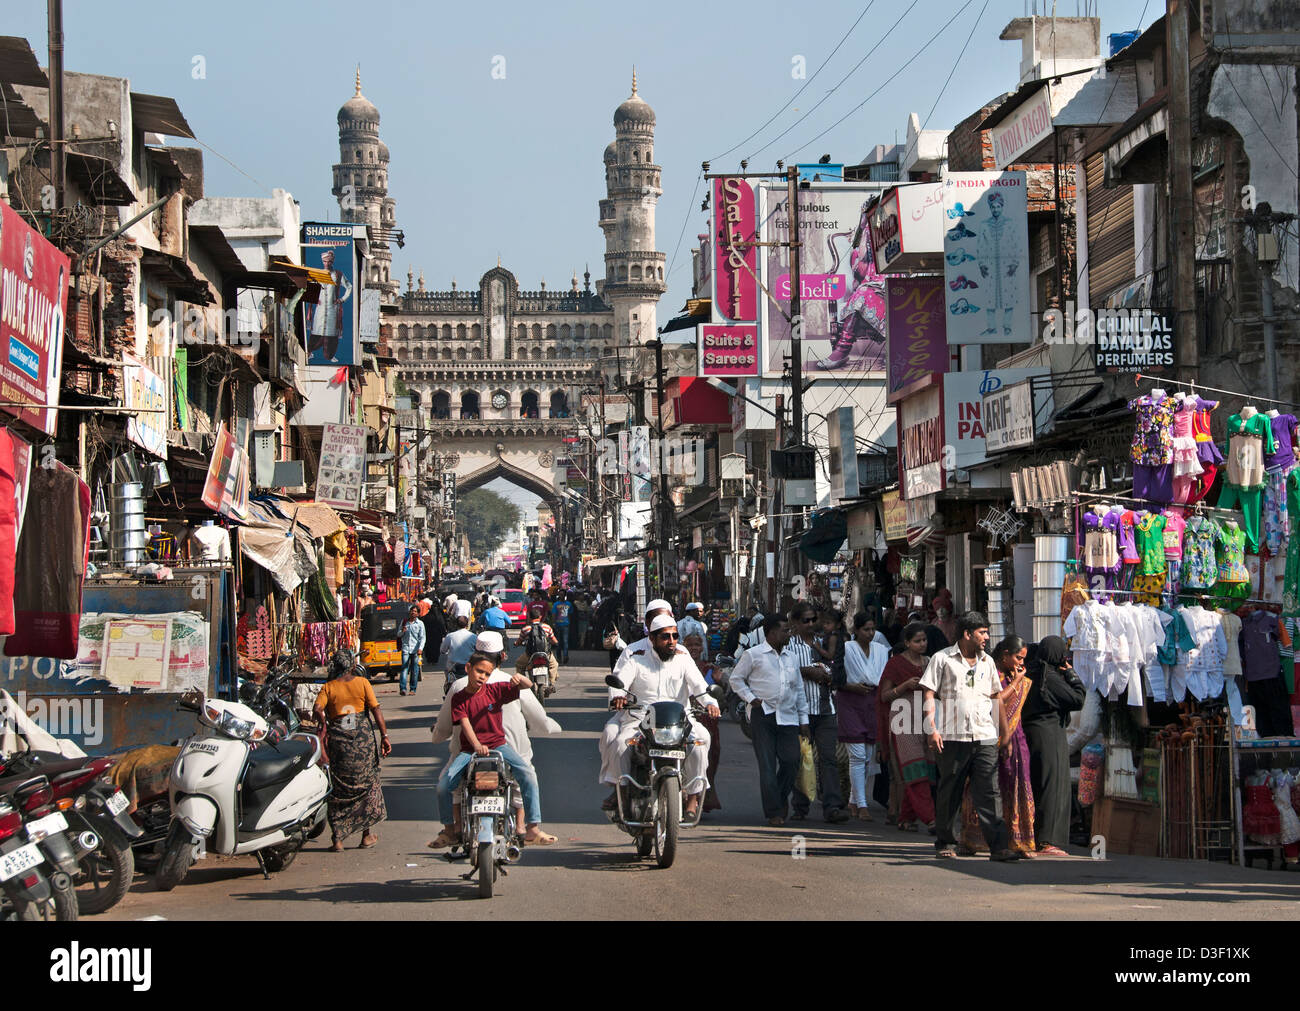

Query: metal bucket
[1030,534,1070,644]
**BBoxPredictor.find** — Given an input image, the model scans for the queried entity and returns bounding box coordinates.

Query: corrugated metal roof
[0,37,48,88]
[129,92,194,138]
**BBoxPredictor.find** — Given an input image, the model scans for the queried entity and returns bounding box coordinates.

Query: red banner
[0,199,71,435]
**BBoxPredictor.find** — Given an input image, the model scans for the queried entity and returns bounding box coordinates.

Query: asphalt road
[98,651,1300,920]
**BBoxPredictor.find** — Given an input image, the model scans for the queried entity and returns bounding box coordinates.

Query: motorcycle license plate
[26,811,68,841]
[648,748,686,760]
[0,842,43,882]
[470,797,506,815]
[106,790,129,817]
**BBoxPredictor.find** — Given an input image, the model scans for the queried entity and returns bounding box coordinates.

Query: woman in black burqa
[1021,635,1086,856]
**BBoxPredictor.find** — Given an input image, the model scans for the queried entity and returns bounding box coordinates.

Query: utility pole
[48,0,65,212]
[597,372,608,555]
[787,166,804,445]
[1167,0,1199,378]
[648,334,671,600]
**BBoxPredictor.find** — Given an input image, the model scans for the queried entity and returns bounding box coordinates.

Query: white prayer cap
[475,631,505,654]
[649,614,678,633]
[452,599,472,618]
[645,598,673,615]
[685,602,703,612]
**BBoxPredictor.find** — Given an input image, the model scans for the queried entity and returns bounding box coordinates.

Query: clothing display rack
[1071,585,1280,609]
[1134,374,1300,412]
[1071,488,1245,521]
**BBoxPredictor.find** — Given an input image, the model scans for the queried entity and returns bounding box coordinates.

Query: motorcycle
[154,690,330,891]
[0,751,142,915]
[0,774,81,920]
[528,652,554,704]
[443,749,523,899]
[602,674,723,869]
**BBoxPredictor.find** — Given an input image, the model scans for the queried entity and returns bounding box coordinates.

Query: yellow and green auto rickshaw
[359,599,409,678]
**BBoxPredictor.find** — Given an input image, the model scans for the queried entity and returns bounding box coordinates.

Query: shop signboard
[943,368,1051,471]
[317,423,367,511]
[885,277,949,403]
[1092,308,1175,373]
[201,423,249,520]
[868,183,945,274]
[990,85,1053,168]
[898,384,944,499]
[301,222,356,366]
[982,378,1037,453]
[0,197,70,436]
[942,172,1031,345]
[122,354,168,459]
[758,182,890,376]
[697,323,759,377]
[712,178,759,324]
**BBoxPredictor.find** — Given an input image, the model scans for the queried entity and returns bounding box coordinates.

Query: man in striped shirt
[783,602,850,823]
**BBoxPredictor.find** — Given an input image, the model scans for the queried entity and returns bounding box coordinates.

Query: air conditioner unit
[784,479,817,507]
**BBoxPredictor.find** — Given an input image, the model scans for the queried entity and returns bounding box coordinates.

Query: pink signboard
[712,178,758,323]
[885,277,949,403]
[774,273,848,300]
[698,324,759,377]
[0,198,70,435]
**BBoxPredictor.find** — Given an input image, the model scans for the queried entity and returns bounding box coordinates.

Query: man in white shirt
[728,614,808,826]
[920,610,1022,861]
[600,615,719,818]
[678,603,709,660]
[439,614,478,691]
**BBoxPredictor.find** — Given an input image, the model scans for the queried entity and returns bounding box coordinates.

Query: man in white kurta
[600,615,719,817]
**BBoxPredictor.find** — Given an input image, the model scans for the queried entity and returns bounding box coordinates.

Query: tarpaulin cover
[799,510,848,564]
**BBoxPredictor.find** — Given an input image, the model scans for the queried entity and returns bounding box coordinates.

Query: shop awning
[666,376,731,428]
[130,92,195,138]
[660,299,711,334]
[290,502,347,540]
[140,248,211,305]
[586,556,638,568]
[270,258,336,287]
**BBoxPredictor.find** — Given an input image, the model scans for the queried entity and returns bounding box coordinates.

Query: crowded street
[84,651,1300,921]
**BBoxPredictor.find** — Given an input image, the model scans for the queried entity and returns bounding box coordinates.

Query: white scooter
[154,692,330,890]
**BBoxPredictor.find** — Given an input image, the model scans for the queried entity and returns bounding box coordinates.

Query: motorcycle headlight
[653,726,685,746]
[216,710,258,740]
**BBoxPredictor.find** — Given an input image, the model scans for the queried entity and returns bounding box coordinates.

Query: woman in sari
[313,648,391,851]
[958,635,1036,856]
[879,622,936,832]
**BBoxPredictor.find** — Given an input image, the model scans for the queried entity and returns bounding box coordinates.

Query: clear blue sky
[10,0,1155,512]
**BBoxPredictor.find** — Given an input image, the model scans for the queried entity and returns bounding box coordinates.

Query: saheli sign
[712,178,758,323]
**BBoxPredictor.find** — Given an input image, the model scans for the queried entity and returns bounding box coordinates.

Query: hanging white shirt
[189,524,231,561]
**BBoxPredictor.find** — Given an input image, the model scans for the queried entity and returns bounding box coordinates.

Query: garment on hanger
[1162,510,1186,583]
[1285,471,1300,616]
[1130,393,1177,503]
[1218,408,1275,554]
[1263,470,1291,557]
[1217,522,1250,584]
[1191,397,1224,462]
[1266,413,1299,473]
[1175,604,1228,702]
[1171,397,1205,479]
[1218,609,1243,680]
[1181,515,1223,590]
[1119,509,1140,564]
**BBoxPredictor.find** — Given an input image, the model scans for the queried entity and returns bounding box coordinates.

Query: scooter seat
[244,737,316,791]
[0,752,93,779]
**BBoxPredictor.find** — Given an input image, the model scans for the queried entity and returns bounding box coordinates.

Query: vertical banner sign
[881,490,907,542]
[122,354,168,459]
[759,183,890,376]
[697,323,759,377]
[712,178,758,323]
[201,423,250,520]
[0,198,70,435]
[317,423,367,511]
[301,222,356,366]
[885,277,949,401]
[941,172,1030,345]
[898,384,945,498]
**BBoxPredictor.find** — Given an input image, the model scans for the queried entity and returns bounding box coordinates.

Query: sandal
[857,809,873,822]
[427,828,459,849]
[1037,844,1069,857]
[359,834,378,849]
[897,821,914,832]
[329,839,344,853]
[524,828,556,845]
[936,847,958,859]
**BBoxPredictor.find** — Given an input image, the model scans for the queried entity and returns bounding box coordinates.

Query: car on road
[496,588,530,627]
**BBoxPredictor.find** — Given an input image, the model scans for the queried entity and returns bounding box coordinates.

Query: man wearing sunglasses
[599,614,720,819]
[784,603,851,823]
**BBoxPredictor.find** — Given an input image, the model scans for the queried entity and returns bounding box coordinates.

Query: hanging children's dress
[1083,507,1120,592]
[1129,392,1177,503]
[1133,511,1168,604]
[1218,406,1275,554]
[1262,412,1299,557]
[1181,515,1223,590]
[1162,510,1186,588]
[1171,396,1204,505]
[1189,396,1224,502]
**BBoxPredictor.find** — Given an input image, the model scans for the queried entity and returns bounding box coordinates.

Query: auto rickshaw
[359,599,409,678]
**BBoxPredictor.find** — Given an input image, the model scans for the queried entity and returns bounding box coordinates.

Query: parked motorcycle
[0,774,80,920]
[0,751,142,915]
[154,690,330,891]
[444,749,523,899]
[602,674,723,868]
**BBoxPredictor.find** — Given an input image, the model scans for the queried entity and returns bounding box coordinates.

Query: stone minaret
[599,70,667,345]
[332,68,400,302]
